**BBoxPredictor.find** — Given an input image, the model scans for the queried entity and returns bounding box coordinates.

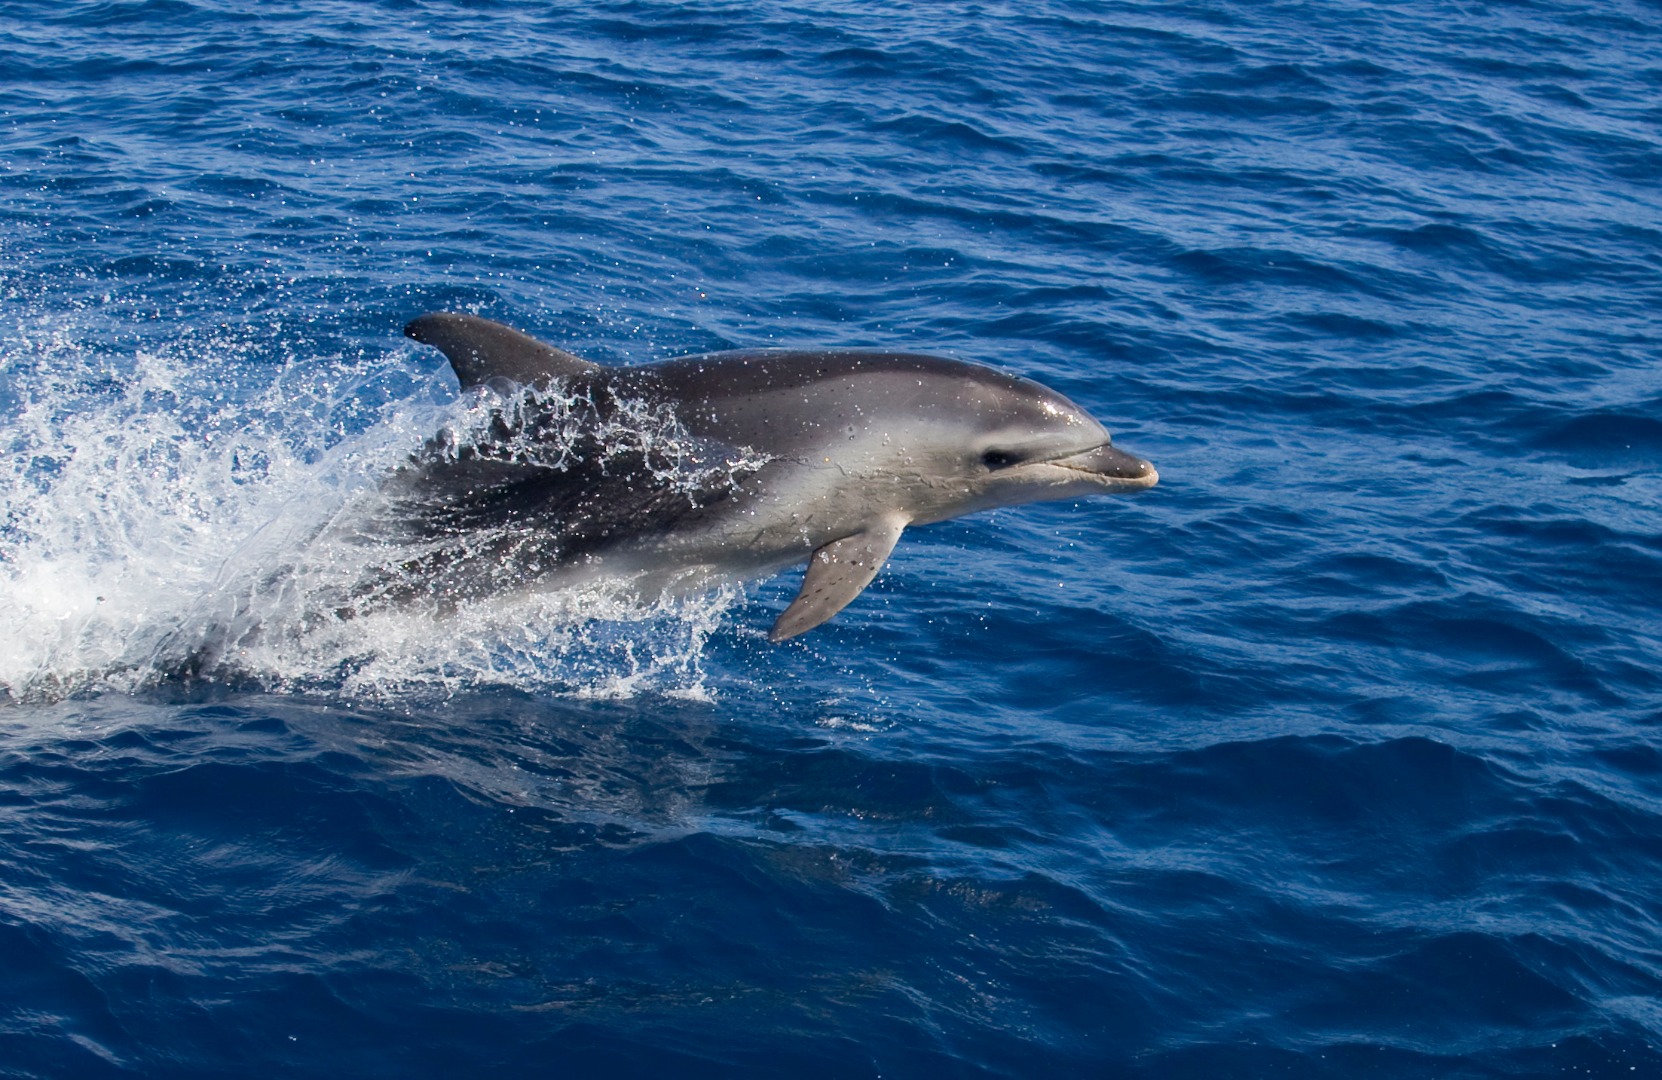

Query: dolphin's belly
[572,461,864,591]
[361,454,867,608]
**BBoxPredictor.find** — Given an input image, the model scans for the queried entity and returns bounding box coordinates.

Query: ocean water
[2,0,1660,1075]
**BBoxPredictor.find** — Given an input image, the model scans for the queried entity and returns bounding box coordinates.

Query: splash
[0,319,746,704]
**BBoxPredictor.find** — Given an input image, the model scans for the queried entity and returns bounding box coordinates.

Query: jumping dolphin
[394,312,1157,641]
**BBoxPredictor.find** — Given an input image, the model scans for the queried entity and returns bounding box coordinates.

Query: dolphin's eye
[981,449,1024,471]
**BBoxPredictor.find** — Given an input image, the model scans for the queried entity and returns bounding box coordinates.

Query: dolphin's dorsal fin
[404,312,600,389]
[770,518,906,642]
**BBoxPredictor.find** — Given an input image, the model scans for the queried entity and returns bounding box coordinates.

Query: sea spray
[0,320,741,702]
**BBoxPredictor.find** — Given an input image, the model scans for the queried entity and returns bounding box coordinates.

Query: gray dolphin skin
[397,312,1157,642]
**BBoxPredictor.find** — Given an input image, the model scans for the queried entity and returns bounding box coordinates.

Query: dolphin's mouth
[1046,443,1159,488]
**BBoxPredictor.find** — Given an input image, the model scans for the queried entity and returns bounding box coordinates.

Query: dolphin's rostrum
[396,312,1157,641]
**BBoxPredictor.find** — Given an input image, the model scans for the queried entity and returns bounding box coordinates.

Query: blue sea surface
[2,0,1661,1075]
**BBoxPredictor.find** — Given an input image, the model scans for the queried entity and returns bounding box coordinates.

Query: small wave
[1530,412,1662,472]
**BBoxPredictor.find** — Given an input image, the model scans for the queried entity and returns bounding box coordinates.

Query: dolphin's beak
[1051,443,1159,489]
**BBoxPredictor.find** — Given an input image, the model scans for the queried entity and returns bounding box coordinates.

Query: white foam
[0,319,738,703]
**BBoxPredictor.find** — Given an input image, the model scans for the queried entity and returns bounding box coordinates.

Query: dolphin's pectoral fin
[769,519,905,643]
[405,312,600,390]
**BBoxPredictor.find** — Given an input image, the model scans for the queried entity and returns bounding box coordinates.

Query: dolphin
[391,312,1157,642]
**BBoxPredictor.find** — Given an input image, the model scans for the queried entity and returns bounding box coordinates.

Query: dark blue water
[3,1,1661,1075]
